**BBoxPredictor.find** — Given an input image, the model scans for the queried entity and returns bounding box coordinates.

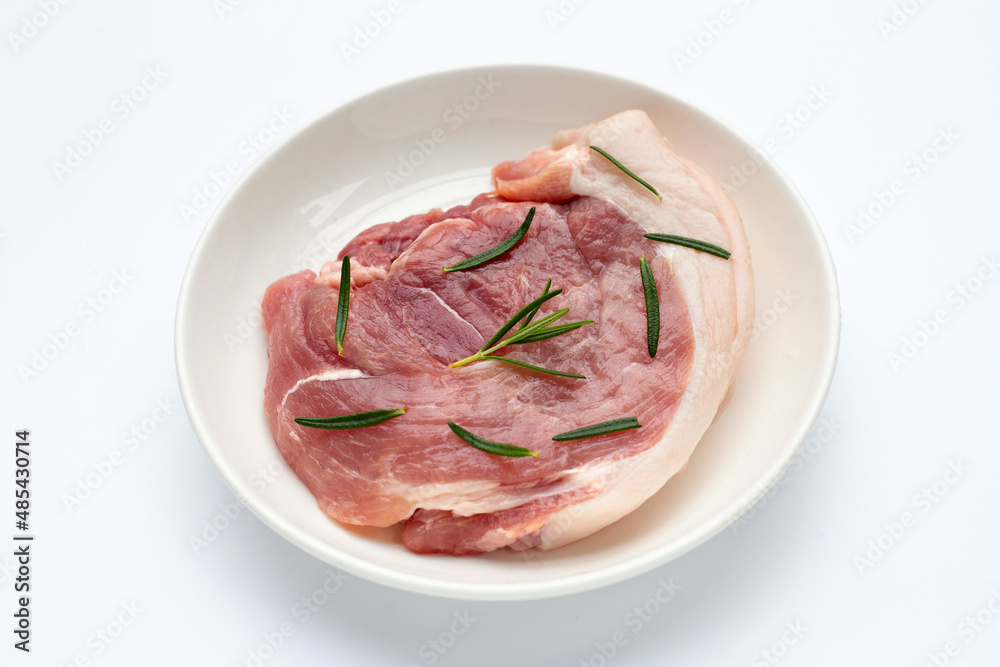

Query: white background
[2,1,999,665]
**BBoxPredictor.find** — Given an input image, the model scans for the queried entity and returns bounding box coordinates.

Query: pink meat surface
[263,111,754,555]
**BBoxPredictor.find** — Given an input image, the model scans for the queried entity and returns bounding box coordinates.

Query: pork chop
[262,110,754,555]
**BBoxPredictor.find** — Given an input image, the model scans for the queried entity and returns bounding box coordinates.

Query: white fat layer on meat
[279,367,368,412]
[533,110,755,550]
[387,478,568,518]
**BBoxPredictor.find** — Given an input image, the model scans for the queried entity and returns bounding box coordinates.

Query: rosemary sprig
[295,407,406,430]
[335,256,351,355]
[640,257,659,358]
[482,355,586,379]
[443,206,536,272]
[644,233,731,260]
[448,421,539,457]
[515,322,589,344]
[590,146,662,202]
[482,287,562,351]
[450,284,593,372]
[552,417,641,441]
[519,278,551,329]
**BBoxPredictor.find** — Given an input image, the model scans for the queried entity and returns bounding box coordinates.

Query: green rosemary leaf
[640,256,659,358]
[644,233,731,259]
[443,206,536,272]
[482,355,586,379]
[514,320,595,344]
[481,288,563,351]
[335,255,351,355]
[519,279,552,330]
[447,421,539,457]
[552,417,641,441]
[451,284,593,369]
[590,146,662,202]
[510,308,570,339]
[295,407,406,430]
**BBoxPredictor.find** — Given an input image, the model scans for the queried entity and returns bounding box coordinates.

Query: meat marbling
[262,110,754,555]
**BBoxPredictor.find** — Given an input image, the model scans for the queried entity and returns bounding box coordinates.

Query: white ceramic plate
[175,65,840,600]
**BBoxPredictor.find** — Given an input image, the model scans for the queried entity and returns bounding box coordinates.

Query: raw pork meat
[262,110,754,555]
